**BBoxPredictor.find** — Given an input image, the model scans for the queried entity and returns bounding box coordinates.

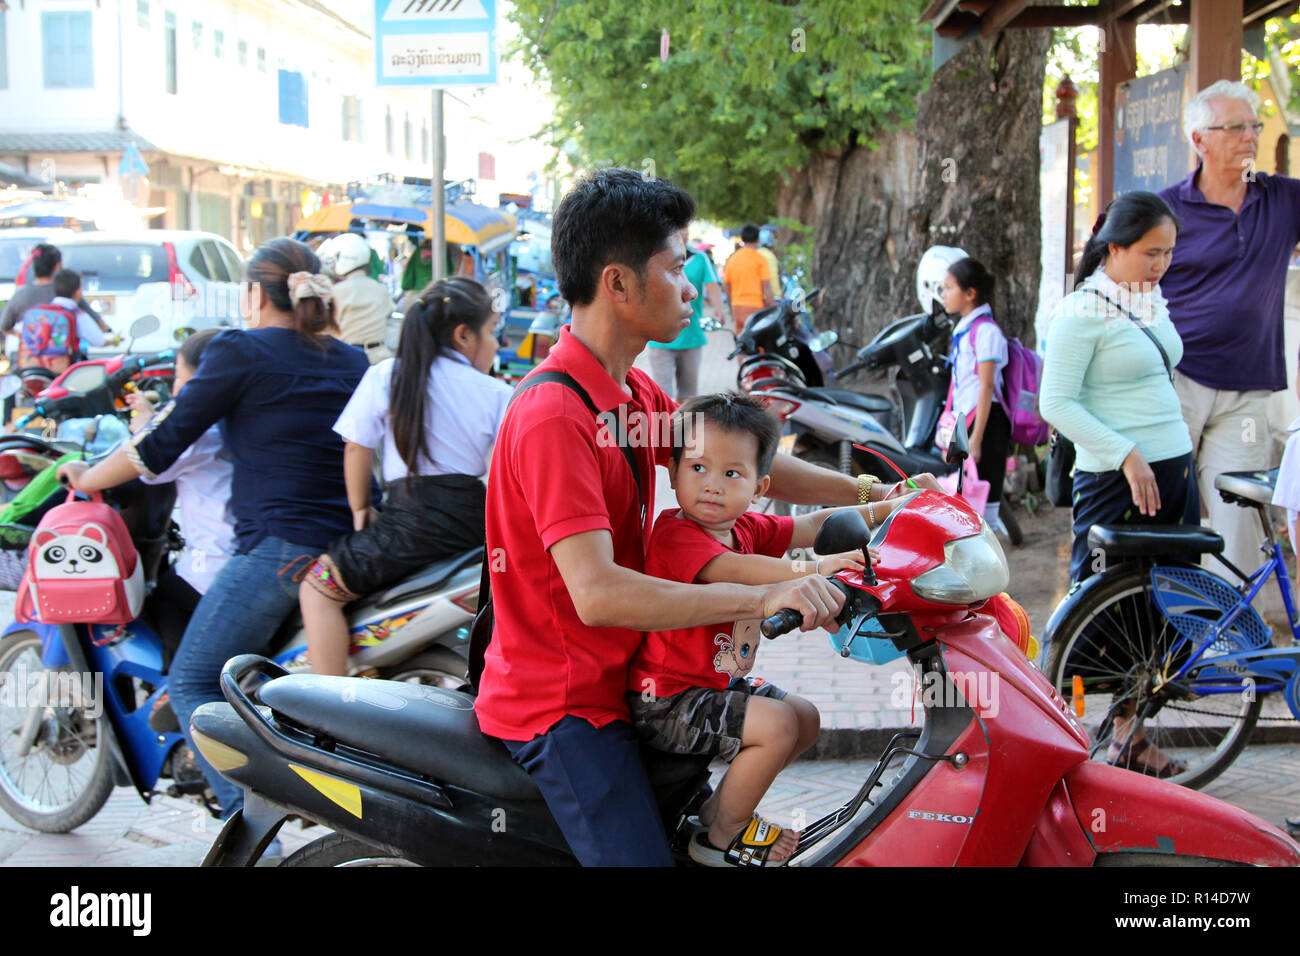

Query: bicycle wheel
[1043,562,1262,790]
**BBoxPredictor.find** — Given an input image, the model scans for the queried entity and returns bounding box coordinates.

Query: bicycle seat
[1214,469,1277,508]
[1087,524,1224,559]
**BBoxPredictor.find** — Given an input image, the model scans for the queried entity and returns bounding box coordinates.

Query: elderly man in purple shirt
[1158,79,1300,578]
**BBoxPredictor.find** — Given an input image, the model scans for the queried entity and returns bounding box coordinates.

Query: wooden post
[1191,0,1244,91]
[1098,1,1136,208]
[1056,76,1080,274]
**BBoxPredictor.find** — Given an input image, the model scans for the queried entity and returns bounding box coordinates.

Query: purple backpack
[968,316,1049,447]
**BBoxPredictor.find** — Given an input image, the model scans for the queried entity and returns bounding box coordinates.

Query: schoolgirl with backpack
[937,258,1019,533]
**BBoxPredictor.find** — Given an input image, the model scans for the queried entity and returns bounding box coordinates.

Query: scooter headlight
[911,522,1009,604]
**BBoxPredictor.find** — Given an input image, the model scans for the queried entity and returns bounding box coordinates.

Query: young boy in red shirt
[629,393,896,866]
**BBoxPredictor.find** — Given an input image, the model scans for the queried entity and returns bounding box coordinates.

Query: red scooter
[194,424,1298,867]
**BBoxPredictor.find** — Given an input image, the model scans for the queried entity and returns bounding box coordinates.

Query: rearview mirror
[808,330,838,352]
[947,411,970,466]
[130,314,161,339]
[815,508,871,556]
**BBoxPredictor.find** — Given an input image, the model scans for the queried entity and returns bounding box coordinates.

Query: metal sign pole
[432,88,446,282]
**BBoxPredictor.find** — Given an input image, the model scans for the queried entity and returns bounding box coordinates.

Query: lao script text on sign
[374,0,498,87]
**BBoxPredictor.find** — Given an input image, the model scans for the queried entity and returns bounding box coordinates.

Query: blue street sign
[373,0,498,87]
[1114,66,1191,196]
[118,142,149,177]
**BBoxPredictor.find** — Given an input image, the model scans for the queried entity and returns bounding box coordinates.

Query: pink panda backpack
[15,491,144,625]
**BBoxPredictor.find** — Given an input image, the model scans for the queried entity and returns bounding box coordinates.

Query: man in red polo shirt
[476,168,904,865]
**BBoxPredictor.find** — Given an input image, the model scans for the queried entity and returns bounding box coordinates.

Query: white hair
[1183,80,1261,151]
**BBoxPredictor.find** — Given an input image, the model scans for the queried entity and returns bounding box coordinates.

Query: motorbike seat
[1214,469,1277,509]
[262,675,543,799]
[1086,524,1225,559]
[259,675,710,803]
[374,547,483,609]
[818,389,893,416]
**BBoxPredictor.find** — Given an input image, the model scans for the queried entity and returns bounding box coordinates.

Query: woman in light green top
[1039,191,1197,778]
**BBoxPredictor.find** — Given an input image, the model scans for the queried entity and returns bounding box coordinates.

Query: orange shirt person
[723,224,774,335]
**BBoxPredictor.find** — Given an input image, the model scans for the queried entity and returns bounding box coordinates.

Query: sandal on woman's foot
[688,814,793,867]
[1107,735,1186,779]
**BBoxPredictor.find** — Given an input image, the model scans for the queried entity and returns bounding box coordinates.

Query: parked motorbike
[733,292,1025,545]
[194,419,1296,867]
[0,363,482,832]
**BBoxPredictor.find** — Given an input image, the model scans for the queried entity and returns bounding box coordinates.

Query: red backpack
[16,301,80,373]
[15,492,144,625]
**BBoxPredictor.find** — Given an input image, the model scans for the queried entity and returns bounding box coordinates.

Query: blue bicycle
[1042,468,1300,789]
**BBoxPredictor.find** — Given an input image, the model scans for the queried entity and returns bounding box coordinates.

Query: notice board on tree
[374,0,499,87]
[1034,118,1071,353]
[1114,65,1190,196]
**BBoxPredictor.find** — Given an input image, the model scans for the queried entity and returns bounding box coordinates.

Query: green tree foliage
[507,0,931,223]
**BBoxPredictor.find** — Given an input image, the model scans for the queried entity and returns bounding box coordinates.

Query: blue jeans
[504,716,674,866]
[168,535,316,817]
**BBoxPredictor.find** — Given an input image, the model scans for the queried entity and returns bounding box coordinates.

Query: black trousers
[975,402,1012,504]
[149,563,203,673]
[1069,451,1199,584]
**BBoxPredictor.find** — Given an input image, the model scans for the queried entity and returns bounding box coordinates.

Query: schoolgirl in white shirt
[300,276,512,675]
[939,257,1010,532]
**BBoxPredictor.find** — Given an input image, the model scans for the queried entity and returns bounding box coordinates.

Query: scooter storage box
[14,491,144,626]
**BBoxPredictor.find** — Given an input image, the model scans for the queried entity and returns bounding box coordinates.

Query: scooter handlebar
[760,608,804,638]
[760,577,854,639]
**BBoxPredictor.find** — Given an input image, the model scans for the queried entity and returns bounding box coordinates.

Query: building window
[192,20,202,52]
[385,107,393,155]
[164,12,177,94]
[43,12,94,89]
[257,46,266,71]
[137,1,150,29]
[277,70,308,128]
[342,96,363,143]
[214,29,224,59]
[238,39,247,67]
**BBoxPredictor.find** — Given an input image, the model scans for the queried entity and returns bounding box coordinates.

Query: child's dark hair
[245,237,338,346]
[1075,191,1180,286]
[32,243,62,279]
[551,167,695,306]
[741,223,760,244]
[672,392,782,476]
[52,268,80,300]
[391,276,494,479]
[947,257,995,306]
[177,328,222,370]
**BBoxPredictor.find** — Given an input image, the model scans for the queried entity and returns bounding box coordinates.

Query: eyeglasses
[1205,122,1264,136]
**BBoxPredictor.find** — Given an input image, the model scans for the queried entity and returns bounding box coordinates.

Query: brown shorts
[627,677,787,763]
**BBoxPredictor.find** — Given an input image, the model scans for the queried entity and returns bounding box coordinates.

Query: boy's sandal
[688,814,792,868]
[1107,735,1186,779]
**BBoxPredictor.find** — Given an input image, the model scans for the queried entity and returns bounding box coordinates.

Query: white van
[56,231,244,353]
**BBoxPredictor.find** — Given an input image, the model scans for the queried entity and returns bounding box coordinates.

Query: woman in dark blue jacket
[61,237,369,817]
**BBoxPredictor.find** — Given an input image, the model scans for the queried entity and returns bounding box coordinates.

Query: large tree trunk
[777,29,1051,349]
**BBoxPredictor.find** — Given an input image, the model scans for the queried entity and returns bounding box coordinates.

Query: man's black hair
[52,268,80,299]
[740,223,760,244]
[551,167,695,306]
[672,392,782,476]
[32,243,62,279]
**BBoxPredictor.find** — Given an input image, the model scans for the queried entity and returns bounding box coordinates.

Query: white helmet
[915,245,968,313]
[318,233,371,279]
